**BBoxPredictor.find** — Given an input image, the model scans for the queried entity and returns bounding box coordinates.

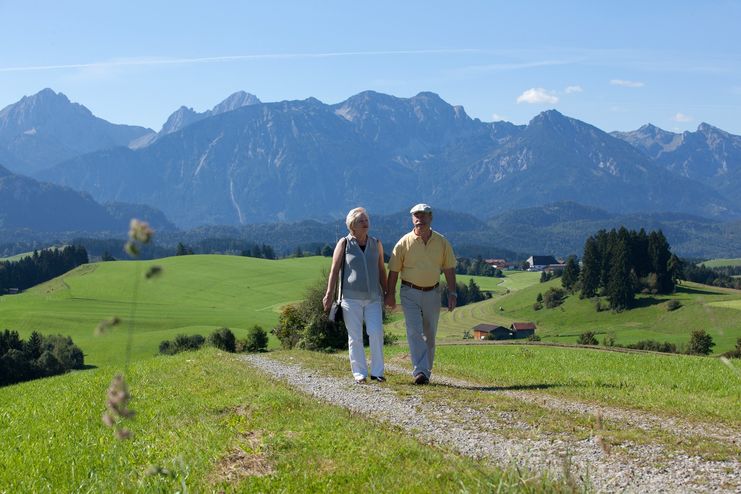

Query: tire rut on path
[242,354,741,493]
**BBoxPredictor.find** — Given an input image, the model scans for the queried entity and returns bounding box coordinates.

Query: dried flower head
[145,265,163,279]
[95,316,121,336]
[125,219,155,259]
[102,373,135,440]
[128,219,154,244]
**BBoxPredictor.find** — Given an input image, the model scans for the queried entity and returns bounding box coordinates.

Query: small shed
[473,323,512,340]
[510,322,536,339]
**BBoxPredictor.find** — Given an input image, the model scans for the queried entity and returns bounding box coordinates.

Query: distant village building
[526,255,559,271]
[473,323,511,340]
[472,322,537,340]
[510,322,536,339]
[484,258,512,269]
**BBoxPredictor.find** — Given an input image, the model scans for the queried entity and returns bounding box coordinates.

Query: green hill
[0,255,332,367]
[406,277,741,353]
[701,258,741,268]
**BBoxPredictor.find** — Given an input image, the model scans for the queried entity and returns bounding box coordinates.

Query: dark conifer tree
[607,237,635,311]
[580,237,600,298]
[561,256,580,292]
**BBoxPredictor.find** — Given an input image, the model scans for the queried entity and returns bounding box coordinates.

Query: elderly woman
[323,207,388,384]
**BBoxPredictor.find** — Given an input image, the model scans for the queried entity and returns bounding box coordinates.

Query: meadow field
[389,276,741,353]
[0,255,332,367]
[700,258,741,268]
[2,257,741,492]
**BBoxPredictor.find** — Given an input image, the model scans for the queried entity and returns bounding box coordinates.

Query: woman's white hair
[345,207,369,232]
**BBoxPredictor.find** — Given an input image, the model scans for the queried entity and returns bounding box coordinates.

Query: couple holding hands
[322,204,457,385]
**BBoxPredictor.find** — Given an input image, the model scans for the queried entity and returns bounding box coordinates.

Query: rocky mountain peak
[211,91,261,115]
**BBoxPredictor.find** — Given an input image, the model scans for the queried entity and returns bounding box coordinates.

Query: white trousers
[341,298,384,380]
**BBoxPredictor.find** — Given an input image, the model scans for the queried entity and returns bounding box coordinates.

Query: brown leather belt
[401,280,439,292]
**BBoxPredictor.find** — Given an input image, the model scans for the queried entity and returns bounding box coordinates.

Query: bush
[383,332,400,346]
[273,276,347,351]
[625,340,677,353]
[666,300,682,311]
[602,332,616,347]
[722,338,741,359]
[543,287,566,309]
[532,302,543,311]
[0,331,84,386]
[594,299,606,312]
[208,327,236,352]
[527,334,541,342]
[241,325,268,353]
[687,330,715,355]
[577,331,598,345]
[159,334,206,355]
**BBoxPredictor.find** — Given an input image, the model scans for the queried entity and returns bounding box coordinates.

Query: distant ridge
[35,92,739,227]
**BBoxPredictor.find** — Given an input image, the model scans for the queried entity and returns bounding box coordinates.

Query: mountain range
[0,163,173,233]
[0,88,740,234]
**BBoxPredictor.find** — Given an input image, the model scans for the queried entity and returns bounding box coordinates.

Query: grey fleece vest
[342,235,382,301]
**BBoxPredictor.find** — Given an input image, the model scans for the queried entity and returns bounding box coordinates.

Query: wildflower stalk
[99,218,157,440]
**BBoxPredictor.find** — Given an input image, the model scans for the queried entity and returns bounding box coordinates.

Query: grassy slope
[0,349,559,493]
[700,258,741,268]
[0,255,332,367]
[384,345,741,425]
[385,275,741,353]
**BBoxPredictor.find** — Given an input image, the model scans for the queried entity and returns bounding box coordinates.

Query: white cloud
[564,85,583,94]
[673,112,693,123]
[516,88,559,105]
[0,49,482,73]
[491,113,506,121]
[610,79,645,88]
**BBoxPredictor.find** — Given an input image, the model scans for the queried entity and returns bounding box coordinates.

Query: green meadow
[0,255,332,367]
[699,258,741,268]
[0,349,563,493]
[397,276,741,353]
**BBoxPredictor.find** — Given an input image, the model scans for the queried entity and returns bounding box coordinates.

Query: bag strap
[336,237,348,303]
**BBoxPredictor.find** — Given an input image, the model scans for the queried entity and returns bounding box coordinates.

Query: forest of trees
[681,263,741,290]
[572,228,680,311]
[0,246,88,293]
[0,330,85,386]
[455,257,503,277]
[442,279,491,307]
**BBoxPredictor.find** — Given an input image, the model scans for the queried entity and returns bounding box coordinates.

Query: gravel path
[242,354,741,493]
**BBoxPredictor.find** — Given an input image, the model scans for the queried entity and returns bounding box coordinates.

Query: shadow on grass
[632,296,667,309]
[675,285,723,296]
[79,364,98,370]
[429,382,561,392]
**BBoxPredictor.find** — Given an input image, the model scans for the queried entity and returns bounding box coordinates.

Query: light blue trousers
[341,298,384,380]
[400,284,441,378]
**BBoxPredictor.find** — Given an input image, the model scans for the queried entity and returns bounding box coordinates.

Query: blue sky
[1,1,739,133]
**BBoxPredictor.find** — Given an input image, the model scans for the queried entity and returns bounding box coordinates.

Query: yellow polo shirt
[388,230,456,287]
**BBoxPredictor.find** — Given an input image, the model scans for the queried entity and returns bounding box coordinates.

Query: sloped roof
[473,323,510,333]
[511,322,537,331]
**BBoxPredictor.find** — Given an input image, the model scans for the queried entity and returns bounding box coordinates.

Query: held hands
[384,292,396,310]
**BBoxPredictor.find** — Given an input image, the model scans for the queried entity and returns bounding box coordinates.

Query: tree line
[455,257,503,277]
[680,263,741,290]
[0,246,88,293]
[565,228,680,311]
[0,330,84,386]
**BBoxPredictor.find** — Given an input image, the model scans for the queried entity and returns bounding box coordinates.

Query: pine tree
[579,237,600,298]
[561,256,580,292]
[648,230,673,293]
[607,238,634,311]
[24,331,43,359]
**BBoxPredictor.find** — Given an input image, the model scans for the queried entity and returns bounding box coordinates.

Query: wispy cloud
[491,113,507,121]
[458,59,578,74]
[610,79,645,88]
[564,85,583,94]
[673,112,693,122]
[0,49,483,73]
[516,88,559,105]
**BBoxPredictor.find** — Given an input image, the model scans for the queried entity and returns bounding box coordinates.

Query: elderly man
[385,203,456,385]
